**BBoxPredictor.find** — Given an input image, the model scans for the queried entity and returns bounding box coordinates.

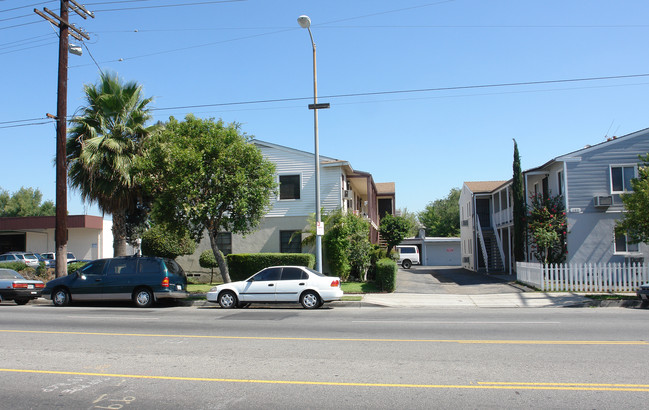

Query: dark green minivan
[42,256,188,308]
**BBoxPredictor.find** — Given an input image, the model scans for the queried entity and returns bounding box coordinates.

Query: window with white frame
[610,165,636,193]
[279,174,301,200]
[614,231,639,253]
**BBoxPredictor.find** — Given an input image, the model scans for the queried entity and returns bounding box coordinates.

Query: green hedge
[375,258,397,292]
[0,261,27,271]
[226,253,315,281]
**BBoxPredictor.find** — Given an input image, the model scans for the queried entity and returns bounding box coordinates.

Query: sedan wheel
[14,299,29,305]
[52,288,70,307]
[300,291,321,309]
[219,291,238,309]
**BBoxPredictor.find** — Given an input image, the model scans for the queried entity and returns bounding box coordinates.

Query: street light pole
[298,15,329,273]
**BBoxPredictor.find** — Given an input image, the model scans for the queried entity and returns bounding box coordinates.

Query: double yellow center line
[0,369,648,392]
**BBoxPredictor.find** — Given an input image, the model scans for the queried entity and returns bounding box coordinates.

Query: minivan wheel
[300,291,321,309]
[402,259,412,269]
[219,291,237,309]
[133,288,154,308]
[52,288,70,307]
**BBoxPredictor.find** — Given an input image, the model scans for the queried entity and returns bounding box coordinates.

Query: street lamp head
[297,15,311,29]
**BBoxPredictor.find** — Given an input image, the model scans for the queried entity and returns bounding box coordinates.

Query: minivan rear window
[164,259,185,276]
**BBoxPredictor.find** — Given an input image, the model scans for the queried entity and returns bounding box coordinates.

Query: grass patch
[341,281,380,294]
[585,294,639,301]
[187,283,220,294]
[342,295,363,301]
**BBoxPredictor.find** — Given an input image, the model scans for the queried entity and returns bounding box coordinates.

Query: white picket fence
[516,262,649,292]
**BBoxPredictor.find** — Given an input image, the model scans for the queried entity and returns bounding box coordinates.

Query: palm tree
[67,72,159,256]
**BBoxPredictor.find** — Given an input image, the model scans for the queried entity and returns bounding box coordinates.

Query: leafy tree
[0,187,55,217]
[140,115,276,283]
[512,139,526,262]
[141,222,196,259]
[617,154,649,243]
[379,213,413,254]
[66,72,159,256]
[418,188,461,237]
[398,208,420,237]
[527,194,567,264]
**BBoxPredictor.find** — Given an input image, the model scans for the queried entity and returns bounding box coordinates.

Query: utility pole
[35,1,93,278]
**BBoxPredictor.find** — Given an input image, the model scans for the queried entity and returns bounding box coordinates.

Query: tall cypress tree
[512,139,526,262]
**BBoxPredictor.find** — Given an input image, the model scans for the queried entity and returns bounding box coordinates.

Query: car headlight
[209,286,219,292]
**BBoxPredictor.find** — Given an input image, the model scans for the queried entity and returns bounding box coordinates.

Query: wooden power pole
[35,1,93,277]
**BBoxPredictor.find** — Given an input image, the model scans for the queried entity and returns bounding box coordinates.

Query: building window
[279,175,301,200]
[610,165,635,193]
[280,230,302,253]
[557,171,564,196]
[615,232,639,253]
[216,232,232,255]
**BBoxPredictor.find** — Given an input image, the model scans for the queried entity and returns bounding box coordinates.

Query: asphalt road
[1,303,648,409]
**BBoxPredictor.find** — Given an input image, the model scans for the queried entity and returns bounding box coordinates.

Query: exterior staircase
[478,228,504,273]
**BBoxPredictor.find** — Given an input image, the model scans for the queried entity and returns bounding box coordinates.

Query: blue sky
[2,0,649,216]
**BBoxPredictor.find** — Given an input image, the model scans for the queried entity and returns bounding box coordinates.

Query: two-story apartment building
[460,128,649,273]
[459,181,514,274]
[178,140,395,275]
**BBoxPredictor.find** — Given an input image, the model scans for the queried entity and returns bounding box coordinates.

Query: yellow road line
[479,382,649,388]
[1,369,648,392]
[1,329,647,345]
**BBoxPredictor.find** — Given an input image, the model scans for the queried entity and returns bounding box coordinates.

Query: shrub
[141,223,196,259]
[0,261,27,271]
[67,261,88,274]
[375,258,397,292]
[199,249,219,283]
[226,253,315,281]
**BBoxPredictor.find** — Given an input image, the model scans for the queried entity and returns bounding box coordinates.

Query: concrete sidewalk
[359,292,595,308]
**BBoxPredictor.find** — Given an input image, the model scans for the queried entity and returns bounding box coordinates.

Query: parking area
[396,266,524,295]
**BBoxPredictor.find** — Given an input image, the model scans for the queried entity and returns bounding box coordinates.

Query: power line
[90,0,245,13]
[0,2,55,14]
[4,74,649,130]
[149,72,649,112]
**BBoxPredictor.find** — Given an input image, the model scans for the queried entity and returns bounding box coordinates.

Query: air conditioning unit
[594,195,613,207]
[343,190,353,200]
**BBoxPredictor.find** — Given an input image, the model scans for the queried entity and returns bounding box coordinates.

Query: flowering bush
[527,194,567,264]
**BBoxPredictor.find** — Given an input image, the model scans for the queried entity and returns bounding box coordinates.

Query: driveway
[395,266,523,295]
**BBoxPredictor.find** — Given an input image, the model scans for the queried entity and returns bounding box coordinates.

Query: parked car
[396,245,420,269]
[0,252,40,268]
[32,253,54,268]
[638,283,649,306]
[41,252,77,264]
[41,256,188,308]
[206,266,343,309]
[0,268,45,304]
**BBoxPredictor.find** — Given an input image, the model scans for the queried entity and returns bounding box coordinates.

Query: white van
[396,245,420,269]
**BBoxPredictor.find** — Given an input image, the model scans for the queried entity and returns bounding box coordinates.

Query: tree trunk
[208,229,231,283]
[112,209,128,257]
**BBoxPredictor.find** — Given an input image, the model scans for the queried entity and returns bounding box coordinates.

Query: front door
[69,260,107,301]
